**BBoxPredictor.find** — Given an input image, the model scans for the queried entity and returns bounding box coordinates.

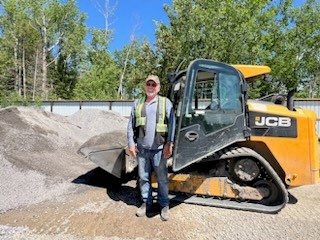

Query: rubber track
[169,147,289,214]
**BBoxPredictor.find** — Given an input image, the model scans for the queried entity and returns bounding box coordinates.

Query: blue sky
[77,0,306,53]
[78,0,171,52]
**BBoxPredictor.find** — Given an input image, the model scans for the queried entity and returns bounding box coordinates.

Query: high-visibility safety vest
[135,95,168,136]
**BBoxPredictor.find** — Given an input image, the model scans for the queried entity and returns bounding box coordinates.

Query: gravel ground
[0,106,320,240]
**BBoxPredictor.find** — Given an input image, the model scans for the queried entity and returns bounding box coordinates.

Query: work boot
[136,203,147,217]
[160,206,170,221]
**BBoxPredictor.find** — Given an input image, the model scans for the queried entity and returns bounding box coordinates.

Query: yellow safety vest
[135,95,168,133]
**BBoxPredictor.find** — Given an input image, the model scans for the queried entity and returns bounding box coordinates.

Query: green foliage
[74,29,120,99]
[114,39,159,98]
[155,0,320,99]
[0,0,86,101]
[74,62,120,99]
[155,0,280,96]
[0,91,30,107]
[50,53,79,100]
[1,0,319,101]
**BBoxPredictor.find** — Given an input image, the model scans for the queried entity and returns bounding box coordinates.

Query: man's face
[145,80,160,97]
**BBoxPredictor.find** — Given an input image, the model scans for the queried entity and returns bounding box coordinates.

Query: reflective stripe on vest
[135,96,146,127]
[135,95,168,133]
[156,95,168,133]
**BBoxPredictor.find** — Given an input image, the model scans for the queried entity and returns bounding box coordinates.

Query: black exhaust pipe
[287,88,296,111]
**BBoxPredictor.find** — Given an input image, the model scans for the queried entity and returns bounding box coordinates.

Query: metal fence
[32,99,320,135]
[40,100,134,117]
[294,99,320,137]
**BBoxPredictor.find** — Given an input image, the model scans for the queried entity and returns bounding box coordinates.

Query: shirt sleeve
[166,98,176,143]
[127,101,136,147]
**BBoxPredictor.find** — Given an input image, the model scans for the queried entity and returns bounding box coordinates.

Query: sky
[77,0,306,53]
[77,0,171,53]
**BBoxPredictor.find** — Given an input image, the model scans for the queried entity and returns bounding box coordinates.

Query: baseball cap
[145,75,160,85]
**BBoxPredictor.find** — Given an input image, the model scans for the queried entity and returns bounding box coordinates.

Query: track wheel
[230,158,260,182]
[253,180,279,205]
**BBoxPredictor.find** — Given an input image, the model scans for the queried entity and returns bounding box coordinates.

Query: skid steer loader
[79,59,320,213]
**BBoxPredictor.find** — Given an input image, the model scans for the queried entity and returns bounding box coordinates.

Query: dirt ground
[1,107,320,240]
[1,175,320,240]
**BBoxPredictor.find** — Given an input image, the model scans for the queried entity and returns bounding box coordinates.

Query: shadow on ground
[72,167,297,217]
[288,192,298,204]
[72,167,182,218]
[72,167,140,207]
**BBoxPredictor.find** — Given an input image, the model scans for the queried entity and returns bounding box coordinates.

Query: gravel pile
[0,106,128,213]
[68,108,127,138]
[1,107,320,240]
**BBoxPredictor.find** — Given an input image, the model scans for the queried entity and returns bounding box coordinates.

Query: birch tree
[0,0,24,95]
[29,0,86,100]
[74,0,120,100]
[114,39,158,99]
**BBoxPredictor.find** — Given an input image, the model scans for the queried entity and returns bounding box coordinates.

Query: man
[127,75,175,221]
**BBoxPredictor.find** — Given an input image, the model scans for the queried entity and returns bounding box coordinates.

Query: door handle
[185,131,199,142]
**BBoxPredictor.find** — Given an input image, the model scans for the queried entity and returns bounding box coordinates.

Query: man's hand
[129,145,137,158]
[163,142,173,159]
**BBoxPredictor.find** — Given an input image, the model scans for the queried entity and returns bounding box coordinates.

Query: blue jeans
[137,148,169,207]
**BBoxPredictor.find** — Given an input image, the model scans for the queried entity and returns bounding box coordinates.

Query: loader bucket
[80,145,126,178]
[78,131,138,178]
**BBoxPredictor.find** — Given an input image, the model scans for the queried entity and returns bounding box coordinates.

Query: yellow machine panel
[232,64,271,79]
[247,101,320,187]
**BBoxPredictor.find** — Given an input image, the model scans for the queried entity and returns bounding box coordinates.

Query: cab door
[172,59,247,171]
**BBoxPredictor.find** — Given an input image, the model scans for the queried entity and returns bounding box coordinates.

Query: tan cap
[145,75,160,85]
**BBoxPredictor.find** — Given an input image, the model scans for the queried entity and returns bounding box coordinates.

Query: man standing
[127,75,175,221]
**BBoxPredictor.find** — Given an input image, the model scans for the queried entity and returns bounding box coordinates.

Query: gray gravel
[0,107,128,213]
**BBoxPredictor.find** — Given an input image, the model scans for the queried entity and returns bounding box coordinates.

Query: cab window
[182,69,242,134]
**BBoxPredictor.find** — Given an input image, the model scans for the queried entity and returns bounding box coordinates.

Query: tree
[74,29,120,99]
[1,0,319,102]
[73,0,121,100]
[114,39,158,99]
[154,0,320,98]
[292,0,320,97]
[0,0,38,99]
[28,0,86,100]
[0,0,86,101]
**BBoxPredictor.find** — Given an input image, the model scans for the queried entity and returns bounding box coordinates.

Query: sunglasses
[146,82,157,87]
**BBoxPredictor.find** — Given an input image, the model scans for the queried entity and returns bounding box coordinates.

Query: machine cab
[170,59,248,171]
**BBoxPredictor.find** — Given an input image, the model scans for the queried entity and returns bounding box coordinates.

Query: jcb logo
[255,116,291,127]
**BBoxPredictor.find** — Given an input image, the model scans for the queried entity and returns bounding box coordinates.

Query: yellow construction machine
[80,59,320,213]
